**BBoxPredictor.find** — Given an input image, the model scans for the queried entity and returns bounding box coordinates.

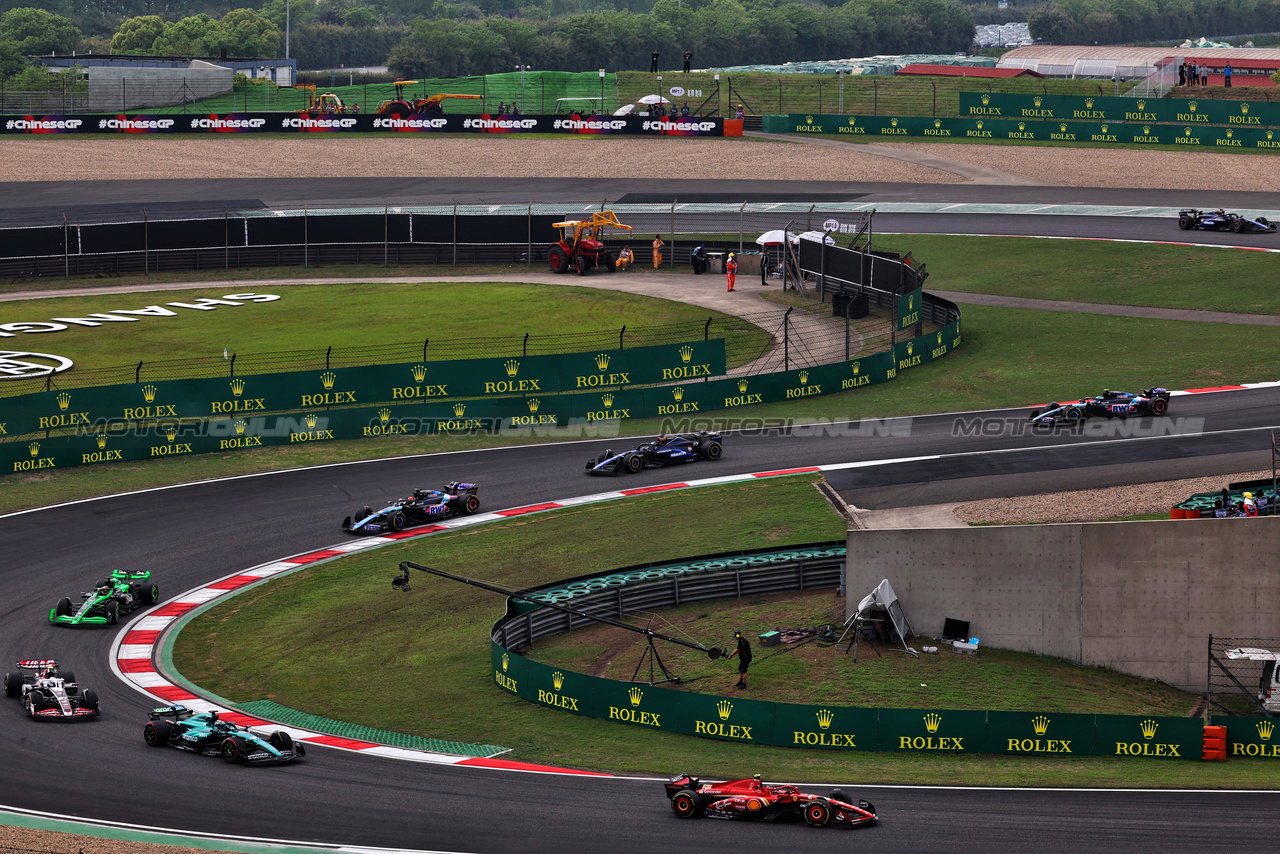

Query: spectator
[1178,63,1186,86]
[1192,62,1200,86]
[350,101,359,113]
[681,102,690,117]
[511,102,520,115]
[760,248,771,285]
[651,49,659,73]
[617,245,633,271]
[683,49,692,73]
[1225,63,1232,88]
[735,104,745,119]
[652,234,664,269]
[498,101,507,113]
[654,101,666,117]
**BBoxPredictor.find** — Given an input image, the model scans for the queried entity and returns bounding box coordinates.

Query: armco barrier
[489,544,1206,758]
[774,113,1280,150]
[0,113,741,137]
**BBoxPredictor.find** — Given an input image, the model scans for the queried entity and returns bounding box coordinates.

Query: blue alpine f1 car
[342,482,480,534]
[1030,387,1170,424]
[586,432,723,474]
[1178,208,1276,234]
[143,705,305,764]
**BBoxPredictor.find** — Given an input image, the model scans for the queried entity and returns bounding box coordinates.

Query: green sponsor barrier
[897,287,923,332]
[878,707,987,754]
[594,680,682,733]
[678,691,775,744]
[959,93,1276,127]
[1,340,727,437]
[491,642,527,698]
[1218,717,1280,759]
[774,703,878,751]
[1094,714,1202,759]
[524,658,593,716]
[987,710,1096,757]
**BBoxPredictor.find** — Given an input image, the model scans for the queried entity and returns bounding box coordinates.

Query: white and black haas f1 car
[3,660,100,720]
[342,482,480,534]
[1178,208,1276,234]
[1030,387,1170,424]
[665,773,876,828]
[586,432,723,474]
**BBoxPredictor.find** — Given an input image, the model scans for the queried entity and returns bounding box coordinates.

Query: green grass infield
[171,476,1277,787]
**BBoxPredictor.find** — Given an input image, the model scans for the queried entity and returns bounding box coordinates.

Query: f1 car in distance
[665,773,877,828]
[342,482,480,534]
[143,704,306,764]
[1178,208,1276,234]
[50,568,159,626]
[586,432,723,474]
[1030,387,1170,424]
[3,660,100,719]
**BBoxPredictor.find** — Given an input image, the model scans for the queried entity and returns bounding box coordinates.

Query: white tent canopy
[796,230,837,245]
[854,578,916,653]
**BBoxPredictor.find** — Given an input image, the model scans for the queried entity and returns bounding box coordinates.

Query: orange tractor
[550,211,632,275]
[375,81,482,118]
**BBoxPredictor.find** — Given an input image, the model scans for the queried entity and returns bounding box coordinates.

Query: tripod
[631,621,681,685]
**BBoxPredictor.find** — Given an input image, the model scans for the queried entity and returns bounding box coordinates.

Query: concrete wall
[88,63,232,112]
[846,518,1280,690]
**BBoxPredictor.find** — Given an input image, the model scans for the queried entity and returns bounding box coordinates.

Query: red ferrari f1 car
[665,773,877,828]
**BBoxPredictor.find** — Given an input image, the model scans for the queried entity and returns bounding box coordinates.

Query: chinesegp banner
[0,113,736,137]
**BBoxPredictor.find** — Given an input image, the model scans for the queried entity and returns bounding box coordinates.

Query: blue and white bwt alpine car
[586,432,723,474]
[342,482,480,534]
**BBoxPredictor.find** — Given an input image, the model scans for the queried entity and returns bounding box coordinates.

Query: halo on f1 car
[586,432,723,474]
[665,773,877,828]
[342,481,480,534]
[3,659,100,720]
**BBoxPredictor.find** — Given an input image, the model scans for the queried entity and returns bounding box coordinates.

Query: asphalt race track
[3,178,1280,853]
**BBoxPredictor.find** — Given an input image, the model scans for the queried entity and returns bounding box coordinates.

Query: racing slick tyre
[463,495,481,514]
[670,791,701,818]
[221,737,244,763]
[105,601,119,625]
[390,512,406,532]
[827,789,849,803]
[1151,398,1168,415]
[82,689,99,711]
[1065,408,1082,424]
[143,583,160,604]
[703,441,723,461]
[1178,216,1191,230]
[144,720,171,747]
[60,671,76,689]
[804,798,833,828]
[625,453,644,474]
[269,731,295,752]
[576,254,588,275]
[3,672,21,697]
[24,692,43,717]
[1232,218,1244,233]
[549,246,570,274]
[54,597,72,618]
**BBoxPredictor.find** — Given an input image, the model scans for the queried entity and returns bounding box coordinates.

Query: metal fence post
[224,208,229,271]
[452,204,457,267]
[143,208,148,274]
[384,205,389,267]
[62,213,68,279]
[527,201,532,267]
[739,201,745,253]
[670,200,676,268]
[783,307,792,371]
[304,204,309,268]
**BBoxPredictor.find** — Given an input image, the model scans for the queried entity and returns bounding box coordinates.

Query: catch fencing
[489,544,1206,758]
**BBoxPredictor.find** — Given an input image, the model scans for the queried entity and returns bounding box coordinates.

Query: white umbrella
[796,231,837,245]
[612,103,636,115]
[637,94,671,105]
[755,229,796,245]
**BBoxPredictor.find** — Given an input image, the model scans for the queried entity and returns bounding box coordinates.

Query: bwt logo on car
[5,118,83,132]
[462,117,539,130]
[373,117,448,129]
[190,117,266,130]
[280,117,358,129]
[98,118,175,131]
[553,118,628,130]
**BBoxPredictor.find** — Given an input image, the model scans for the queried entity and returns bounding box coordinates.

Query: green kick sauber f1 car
[50,568,159,626]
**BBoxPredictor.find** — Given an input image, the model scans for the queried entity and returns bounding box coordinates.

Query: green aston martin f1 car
[50,568,159,626]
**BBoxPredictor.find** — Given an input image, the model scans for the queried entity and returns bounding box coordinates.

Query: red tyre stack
[1203,725,1227,761]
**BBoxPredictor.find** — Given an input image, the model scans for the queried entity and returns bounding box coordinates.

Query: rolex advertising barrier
[0,113,740,137]
[767,113,1280,149]
[957,92,1275,128]
[0,305,961,476]
[489,544,1212,758]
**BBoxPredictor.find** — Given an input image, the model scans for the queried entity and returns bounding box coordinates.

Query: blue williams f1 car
[143,705,305,764]
[586,432,723,474]
[50,568,159,626]
[1031,387,1170,424]
[1178,208,1276,234]
[342,482,480,534]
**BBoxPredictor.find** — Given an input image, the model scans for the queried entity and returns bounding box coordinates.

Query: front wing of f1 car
[665,773,876,828]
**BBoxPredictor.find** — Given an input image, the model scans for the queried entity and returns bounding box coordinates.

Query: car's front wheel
[82,689,99,712]
[390,512,406,532]
[220,738,243,763]
[269,730,295,753]
[54,597,72,618]
[105,601,119,625]
[703,441,723,461]
[625,454,644,474]
[24,692,44,717]
[1066,408,1082,423]
[804,798,832,827]
[670,791,701,818]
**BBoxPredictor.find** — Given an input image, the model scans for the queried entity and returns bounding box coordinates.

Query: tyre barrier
[492,543,1231,759]
[1171,480,1279,519]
